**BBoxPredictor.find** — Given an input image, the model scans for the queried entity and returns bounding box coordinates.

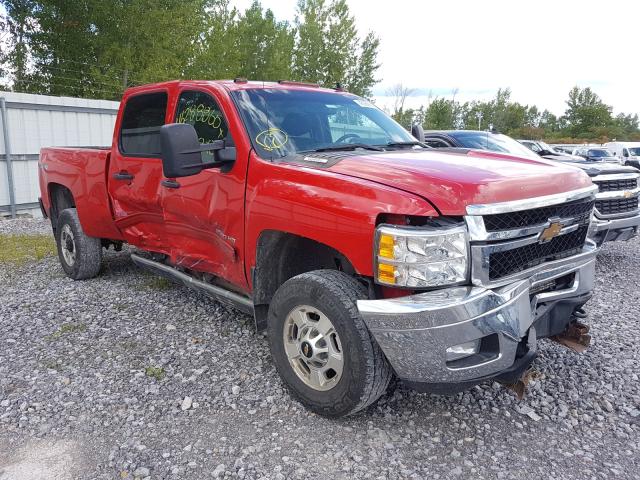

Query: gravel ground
[0,217,639,480]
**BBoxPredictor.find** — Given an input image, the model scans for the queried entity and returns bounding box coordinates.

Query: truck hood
[541,153,584,162]
[549,160,638,177]
[323,148,592,215]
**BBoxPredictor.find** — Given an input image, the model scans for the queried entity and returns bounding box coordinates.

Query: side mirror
[411,123,425,142]
[160,123,235,178]
[623,151,629,157]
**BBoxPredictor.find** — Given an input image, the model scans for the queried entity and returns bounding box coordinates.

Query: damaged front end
[357,186,600,394]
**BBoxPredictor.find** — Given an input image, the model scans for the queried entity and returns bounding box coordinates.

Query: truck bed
[39,147,123,240]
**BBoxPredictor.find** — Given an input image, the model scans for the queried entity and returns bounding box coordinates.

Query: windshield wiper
[380,141,429,149]
[302,143,384,153]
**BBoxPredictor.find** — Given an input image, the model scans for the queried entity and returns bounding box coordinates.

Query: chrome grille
[596,197,639,216]
[465,186,598,287]
[593,178,638,192]
[488,226,589,280]
[483,198,594,231]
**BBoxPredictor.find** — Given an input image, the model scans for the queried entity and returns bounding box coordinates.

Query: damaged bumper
[357,244,598,393]
[592,212,640,244]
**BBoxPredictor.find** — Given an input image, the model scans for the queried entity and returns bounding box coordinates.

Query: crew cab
[423,130,640,244]
[40,81,601,417]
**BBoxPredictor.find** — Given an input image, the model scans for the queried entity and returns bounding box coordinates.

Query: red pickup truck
[39,80,600,417]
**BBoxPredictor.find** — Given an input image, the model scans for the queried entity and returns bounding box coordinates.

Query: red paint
[39,80,593,296]
[328,149,592,215]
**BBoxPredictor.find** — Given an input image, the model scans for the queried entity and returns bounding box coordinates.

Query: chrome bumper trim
[465,186,597,216]
[595,187,640,200]
[592,172,640,182]
[357,252,597,384]
[593,212,640,243]
[595,212,640,232]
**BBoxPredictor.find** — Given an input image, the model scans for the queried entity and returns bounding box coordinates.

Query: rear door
[159,88,249,290]
[108,90,169,252]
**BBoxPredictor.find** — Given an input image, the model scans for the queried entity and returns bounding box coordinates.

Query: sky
[231,0,640,117]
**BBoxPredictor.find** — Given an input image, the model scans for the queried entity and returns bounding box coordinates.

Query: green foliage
[188,1,294,82]
[293,0,380,95]
[145,366,166,381]
[389,86,640,142]
[1,0,380,99]
[46,323,87,340]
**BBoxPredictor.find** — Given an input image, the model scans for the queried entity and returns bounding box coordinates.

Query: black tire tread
[56,208,102,280]
[270,270,392,416]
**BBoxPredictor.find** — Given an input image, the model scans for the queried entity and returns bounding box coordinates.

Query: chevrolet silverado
[39,80,601,417]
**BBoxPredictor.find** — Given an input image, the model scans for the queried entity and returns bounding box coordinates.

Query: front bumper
[593,212,640,244]
[357,244,597,390]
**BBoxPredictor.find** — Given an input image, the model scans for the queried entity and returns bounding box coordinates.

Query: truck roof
[124,79,342,96]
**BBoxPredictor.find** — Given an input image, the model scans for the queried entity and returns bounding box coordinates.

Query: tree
[386,83,414,118]
[0,0,37,90]
[563,86,614,138]
[233,2,295,81]
[189,1,294,82]
[423,97,457,130]
[293,0,380,96]
[614,113,639,136]
[2,0,212,99]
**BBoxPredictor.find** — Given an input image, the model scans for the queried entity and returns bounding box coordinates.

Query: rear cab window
[119,92,168,157]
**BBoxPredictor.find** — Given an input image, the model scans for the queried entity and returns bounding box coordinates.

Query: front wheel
[267,270,392,417]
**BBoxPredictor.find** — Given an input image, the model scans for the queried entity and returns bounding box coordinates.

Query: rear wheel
[55,208,102,280]
[267,270,392,417]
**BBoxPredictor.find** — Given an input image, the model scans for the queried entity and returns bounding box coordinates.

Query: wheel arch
[252,229,361,331]
[48,183,76,234]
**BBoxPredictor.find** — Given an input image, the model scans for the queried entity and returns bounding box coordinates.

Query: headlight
[374,224,469,288]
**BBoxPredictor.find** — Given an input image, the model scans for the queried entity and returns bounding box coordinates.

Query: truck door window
[120,92,168,156]
[175,91,229,162]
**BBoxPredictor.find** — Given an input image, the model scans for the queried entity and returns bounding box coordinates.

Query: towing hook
[573,307,588,319]
[550,321,591,353]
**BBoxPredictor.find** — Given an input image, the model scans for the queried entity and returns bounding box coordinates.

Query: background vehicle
[423,130,640,244]
[39,81,599,417]
[604,141,640,169]
[519,140,584,162]
[552,144,581,154]
[573,146,620,163]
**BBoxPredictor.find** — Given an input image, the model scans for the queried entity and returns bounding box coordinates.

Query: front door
[108,90,169,253]
[160,88,248,290]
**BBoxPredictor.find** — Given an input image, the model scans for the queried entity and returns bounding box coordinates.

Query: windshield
[449,131,540,160]
[230,88,417,158]
[588,149,614,157]
[628,147,640,156]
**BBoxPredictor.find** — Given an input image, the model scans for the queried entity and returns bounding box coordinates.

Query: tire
[55,208,102,280]
[267,270,392,417]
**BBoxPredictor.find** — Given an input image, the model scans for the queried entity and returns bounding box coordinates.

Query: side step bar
[130,253,254,315]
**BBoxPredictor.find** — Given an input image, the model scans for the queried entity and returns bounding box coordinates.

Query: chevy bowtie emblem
[623,190,634,199]
[539,221,563,243]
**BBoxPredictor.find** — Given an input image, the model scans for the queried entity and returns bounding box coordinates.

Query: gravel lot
[0,217,639,480]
